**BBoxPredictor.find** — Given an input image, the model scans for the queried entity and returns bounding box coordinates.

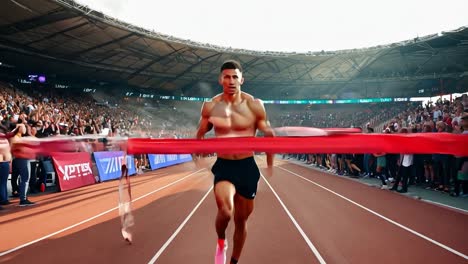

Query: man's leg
[363,154,370,175]
[0,162,9,203]
[214,181,236,264]
[18,158,31,203]
[231,193,254,263]
[214,181,236,238]
[11,159,19,196]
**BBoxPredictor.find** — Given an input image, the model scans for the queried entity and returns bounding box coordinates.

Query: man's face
[219,69,244,95]
[462,116,468,130]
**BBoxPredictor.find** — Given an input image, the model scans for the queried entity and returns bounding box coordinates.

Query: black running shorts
[211,157,261,199]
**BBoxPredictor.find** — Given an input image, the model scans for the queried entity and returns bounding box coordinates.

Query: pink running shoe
[215,239,227,264]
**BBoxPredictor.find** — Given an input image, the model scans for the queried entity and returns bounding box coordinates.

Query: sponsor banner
[51,152,95,192]
[178,154,193,163]
[127,155,136,175]
[148,153,192,170]
[93,151,136,182]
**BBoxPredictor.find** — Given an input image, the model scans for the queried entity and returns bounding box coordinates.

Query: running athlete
[195,60,275,264]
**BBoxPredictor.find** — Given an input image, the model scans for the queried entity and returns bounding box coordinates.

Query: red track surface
[1,157,467,263]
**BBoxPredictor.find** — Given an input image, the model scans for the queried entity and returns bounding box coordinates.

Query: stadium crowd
[283,94,468,197]
[0,81,194,208]
[273,102,413,129]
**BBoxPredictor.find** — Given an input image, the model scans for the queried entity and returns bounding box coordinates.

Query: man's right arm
[193,103,213,167]
[196,102,213,139]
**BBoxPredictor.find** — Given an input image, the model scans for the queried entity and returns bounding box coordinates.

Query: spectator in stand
[433,121,450,192]
[0,125,21,208]
[422,124,435,188]
[443,111,452,130]
[391,128,413,193]
[451,111,468,197]
[34,120,45,138]
[385,126,399,184]
[374,151,388,189]
[363,126,375,177]
[423,113,435,132]
[10,118,35,206]
[345,154,362,178]
[452,105,463,128]
[462,94,468,110]
[411,126,425,185]
[26,125,40,193]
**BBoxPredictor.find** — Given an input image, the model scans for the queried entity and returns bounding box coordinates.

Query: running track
[0,156,467,264]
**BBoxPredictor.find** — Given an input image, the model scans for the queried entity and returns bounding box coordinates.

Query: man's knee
[234,217,248,229]
[218,204,233,220]
[234,211,250,226]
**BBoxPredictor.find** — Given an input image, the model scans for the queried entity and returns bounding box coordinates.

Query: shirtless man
[195,60,274,264]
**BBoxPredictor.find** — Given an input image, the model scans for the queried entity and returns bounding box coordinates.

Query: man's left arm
[252,99,275,168]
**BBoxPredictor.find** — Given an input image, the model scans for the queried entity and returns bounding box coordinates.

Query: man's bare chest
[209,102,255,130]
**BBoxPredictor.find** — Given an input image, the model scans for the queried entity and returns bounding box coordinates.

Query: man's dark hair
[220,60,243,73]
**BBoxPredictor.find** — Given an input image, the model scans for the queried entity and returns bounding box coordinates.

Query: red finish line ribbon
[127,133,468,156]
[8,130,467,158]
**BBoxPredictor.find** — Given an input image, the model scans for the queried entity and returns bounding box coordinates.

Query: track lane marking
[0,168,206,257]
[278,166,468,260]
[261,174,327,264]
[147,186,213,263]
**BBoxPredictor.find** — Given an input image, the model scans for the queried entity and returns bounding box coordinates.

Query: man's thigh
[214,181,236,210]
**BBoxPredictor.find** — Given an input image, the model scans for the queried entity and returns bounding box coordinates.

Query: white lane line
[261,174,327,264]
[133,169,205,203]
[147,186,213,264]
[0,168,206,257]
[291,158,468,214]
[278,166,468,260]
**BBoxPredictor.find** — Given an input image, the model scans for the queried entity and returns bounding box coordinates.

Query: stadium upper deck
[0,0,467,99]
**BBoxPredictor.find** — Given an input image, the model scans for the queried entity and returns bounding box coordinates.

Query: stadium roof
[0,0,467,99]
